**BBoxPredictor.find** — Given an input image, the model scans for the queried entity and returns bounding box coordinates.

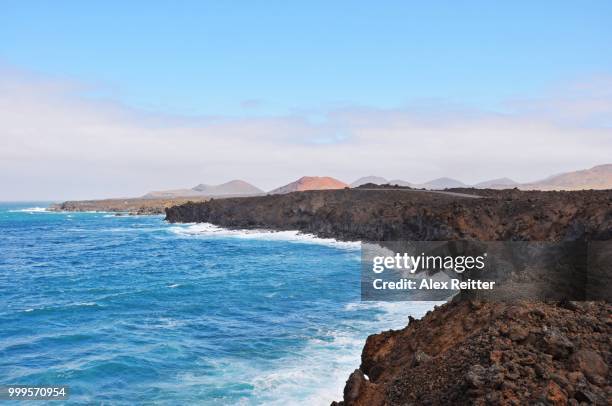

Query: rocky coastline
[333,299,610,405]
[165,188,612,241]
[165,188,612,405]
[49,197,209,215]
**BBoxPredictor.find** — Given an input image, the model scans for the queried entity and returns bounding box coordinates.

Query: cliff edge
[165,188,612,242]
[332,299,610,405]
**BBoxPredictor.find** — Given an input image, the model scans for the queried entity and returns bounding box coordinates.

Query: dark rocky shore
[165,188,612,242]
[334,299,611,405]
[166,188,612,405]
[49,197,208,215]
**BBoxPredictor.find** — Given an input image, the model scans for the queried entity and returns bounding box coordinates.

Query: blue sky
[2,1,611,116]
[1,1,611,199]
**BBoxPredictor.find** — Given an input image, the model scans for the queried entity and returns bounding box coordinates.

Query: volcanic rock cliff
[333,299,611,405]
[165,188,612,242]
[165,188,612,405]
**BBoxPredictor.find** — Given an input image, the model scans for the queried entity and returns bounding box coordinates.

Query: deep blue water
[0,202,435,405]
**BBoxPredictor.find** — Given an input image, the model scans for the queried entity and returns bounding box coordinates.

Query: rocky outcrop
[165,188,612,242]
[50,197,208,214]
[332,299,611,405]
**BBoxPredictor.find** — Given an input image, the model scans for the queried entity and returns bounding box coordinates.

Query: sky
[1,1,612,200]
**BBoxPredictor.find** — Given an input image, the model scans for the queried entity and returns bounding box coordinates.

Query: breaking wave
[168,222,361,250]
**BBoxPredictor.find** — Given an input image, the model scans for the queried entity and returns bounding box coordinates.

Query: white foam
[168,223,360,250]
[159,300,438,405]
[249,300,440,405]
[101,226,168,233]
[20,302,100,314]
[9,207,48,213]
[49,209,135,215]
[100,213,164,218]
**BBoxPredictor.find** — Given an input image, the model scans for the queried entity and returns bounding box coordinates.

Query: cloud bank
[1,68,611,200]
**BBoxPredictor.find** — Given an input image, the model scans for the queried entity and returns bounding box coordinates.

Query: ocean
[0,202,436,405]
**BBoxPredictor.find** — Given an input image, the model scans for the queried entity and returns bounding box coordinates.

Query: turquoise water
[0,202,435,405]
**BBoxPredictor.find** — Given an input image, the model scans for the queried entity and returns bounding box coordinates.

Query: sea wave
[250,331,365,405]
[250,301,439,405]
[19,302,100,315]
[168,223,361,250]
[8,207,48,213]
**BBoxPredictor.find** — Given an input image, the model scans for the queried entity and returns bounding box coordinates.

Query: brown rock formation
[333,300,611,405]
[50,197,208,214]
[165,188,612,242]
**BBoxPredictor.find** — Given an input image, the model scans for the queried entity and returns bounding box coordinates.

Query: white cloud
[505,75,612,127]
[1,68,611,200]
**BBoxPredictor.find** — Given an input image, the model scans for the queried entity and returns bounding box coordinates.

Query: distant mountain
[422,177,467,189]
[347,164,612,191]
[350,176,465,189]
[350,176,418,188]
[351,176,389,187]
[143,180,263,198]
[270,176,348,194]
[474,177,518,189]
[142,189,203,199]
[521,164,612,191]
[143,164,612,199]
[388,179,417,187]
[192,180,264,196]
